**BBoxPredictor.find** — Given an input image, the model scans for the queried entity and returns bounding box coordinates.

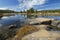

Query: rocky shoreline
[0,18,60,40]
[11,18,60,40]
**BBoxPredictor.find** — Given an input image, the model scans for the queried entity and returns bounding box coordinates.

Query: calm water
[0,14,28,28]
[0,14,60,27]
[38,16,60,20]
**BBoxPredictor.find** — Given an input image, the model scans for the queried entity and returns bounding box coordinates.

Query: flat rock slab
[22,25,60,40]
[22,30,60,40]
[28,18,55,24]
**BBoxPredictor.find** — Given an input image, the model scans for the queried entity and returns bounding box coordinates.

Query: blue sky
[0,0,60,11]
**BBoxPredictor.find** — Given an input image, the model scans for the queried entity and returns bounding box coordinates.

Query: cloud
[0,7,14,11]
[18,0,47,11]
[0,8,8,10]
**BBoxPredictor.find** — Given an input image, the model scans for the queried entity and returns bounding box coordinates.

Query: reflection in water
[0,16,3,20]
[38,16,60,20]
[0,14,28,29]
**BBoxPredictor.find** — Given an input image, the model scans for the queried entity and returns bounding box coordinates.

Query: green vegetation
[0,10,16,13]
[20,8,60,18]
[20,8,60,13]
[0,8,60,14]
[26,8,35,18]
[36,9,60,13]
[0,8,60,18]
[0,10,18,18]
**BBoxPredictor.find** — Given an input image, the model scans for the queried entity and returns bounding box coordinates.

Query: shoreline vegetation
[0,8,60,17]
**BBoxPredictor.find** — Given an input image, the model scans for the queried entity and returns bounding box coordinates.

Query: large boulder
[29,18,55,25]
[57,23,60,28]
[51,20,60,30]
[51,20,60,27]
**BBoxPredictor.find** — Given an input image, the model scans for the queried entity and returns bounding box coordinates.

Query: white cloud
[0,8,14,11]
[18,0,47,10]
[0,8,8,10]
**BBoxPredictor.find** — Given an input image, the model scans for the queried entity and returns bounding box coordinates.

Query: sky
[0,0,60,11]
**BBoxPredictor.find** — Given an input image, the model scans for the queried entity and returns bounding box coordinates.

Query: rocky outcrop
[51,20,60,26]
[22,27,60,40]
[51,20,60,30]
[0,18,60,40]
[22,31,60,40]
[10,25,60,40]
[29,18,55,25]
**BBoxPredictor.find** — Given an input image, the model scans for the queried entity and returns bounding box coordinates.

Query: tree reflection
[0,13,3,19]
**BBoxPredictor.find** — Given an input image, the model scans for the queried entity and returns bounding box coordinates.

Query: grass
[14,25,40,40]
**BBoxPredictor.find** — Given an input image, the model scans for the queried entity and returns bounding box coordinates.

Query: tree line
[20,8,60,13]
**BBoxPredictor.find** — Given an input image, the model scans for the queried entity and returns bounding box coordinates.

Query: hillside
[0,10,17,13]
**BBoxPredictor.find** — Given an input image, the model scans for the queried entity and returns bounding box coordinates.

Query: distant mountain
[0,10,17,13]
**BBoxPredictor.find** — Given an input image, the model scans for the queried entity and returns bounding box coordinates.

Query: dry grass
[13,25,40,40]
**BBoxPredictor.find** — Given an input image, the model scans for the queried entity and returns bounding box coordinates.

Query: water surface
[38,16,60,20]
[0,14,28,27]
